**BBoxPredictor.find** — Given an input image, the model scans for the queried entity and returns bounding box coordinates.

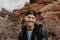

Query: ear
[35,18,37,22]
[36,18,37,20]
[24,18,26,21]
[23,15,26,21]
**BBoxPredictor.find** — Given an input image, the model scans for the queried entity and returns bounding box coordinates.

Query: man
[18,10,48,40]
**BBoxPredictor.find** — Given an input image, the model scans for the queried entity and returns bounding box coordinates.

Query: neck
[27,25,34,31]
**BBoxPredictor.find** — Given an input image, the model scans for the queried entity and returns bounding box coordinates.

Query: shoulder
[37,24,47,34]
[35,23,43,29]
[18,26,24,37]
[34,23,43,30]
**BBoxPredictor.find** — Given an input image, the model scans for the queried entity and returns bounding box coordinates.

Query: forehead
[25,14,36,18]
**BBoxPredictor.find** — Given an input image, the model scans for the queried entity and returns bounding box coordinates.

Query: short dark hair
[25,10,37,17]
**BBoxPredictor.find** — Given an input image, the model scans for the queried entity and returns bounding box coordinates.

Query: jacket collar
[22,23,42,40]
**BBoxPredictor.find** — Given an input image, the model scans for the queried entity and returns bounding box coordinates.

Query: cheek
[25,18,29,22]
[25,17,36,22]
[33,19,36,22]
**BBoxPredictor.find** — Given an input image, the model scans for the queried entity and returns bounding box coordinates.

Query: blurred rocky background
[0,0,60,40]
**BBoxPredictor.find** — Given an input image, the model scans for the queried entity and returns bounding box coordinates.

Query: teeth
[27,22,33,26]
[29,23,32,25]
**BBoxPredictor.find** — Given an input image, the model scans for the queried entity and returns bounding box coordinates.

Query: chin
[28,24,33,27]
[29,25,32,27]
[27,23,34,27]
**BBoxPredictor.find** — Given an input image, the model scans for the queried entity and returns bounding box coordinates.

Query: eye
[28,17,31,18]
[32,17,35,19]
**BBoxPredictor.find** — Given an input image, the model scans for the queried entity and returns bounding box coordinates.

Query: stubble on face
[25,14,36,30]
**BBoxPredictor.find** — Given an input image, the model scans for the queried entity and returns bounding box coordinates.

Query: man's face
[25,14,36,27]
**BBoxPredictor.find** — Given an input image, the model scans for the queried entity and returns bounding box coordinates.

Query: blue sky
[0,0,29,11]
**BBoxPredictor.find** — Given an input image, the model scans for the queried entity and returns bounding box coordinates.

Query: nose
[29,18,33,22]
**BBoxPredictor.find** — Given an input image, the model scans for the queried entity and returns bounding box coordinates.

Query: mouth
[27,22,34,26]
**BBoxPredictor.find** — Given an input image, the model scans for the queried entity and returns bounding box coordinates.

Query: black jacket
[18,23,48,40]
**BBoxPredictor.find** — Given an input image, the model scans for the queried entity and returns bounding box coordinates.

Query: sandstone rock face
[13,0,60,40]
[23,3,44,12]
[0,0,60,40]
[39,2,60,12]
[30,0,58,3]
[41,12,60,40]
[0,18,21,40]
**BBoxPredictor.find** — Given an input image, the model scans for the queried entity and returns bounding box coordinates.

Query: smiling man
[18,10,48,40]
